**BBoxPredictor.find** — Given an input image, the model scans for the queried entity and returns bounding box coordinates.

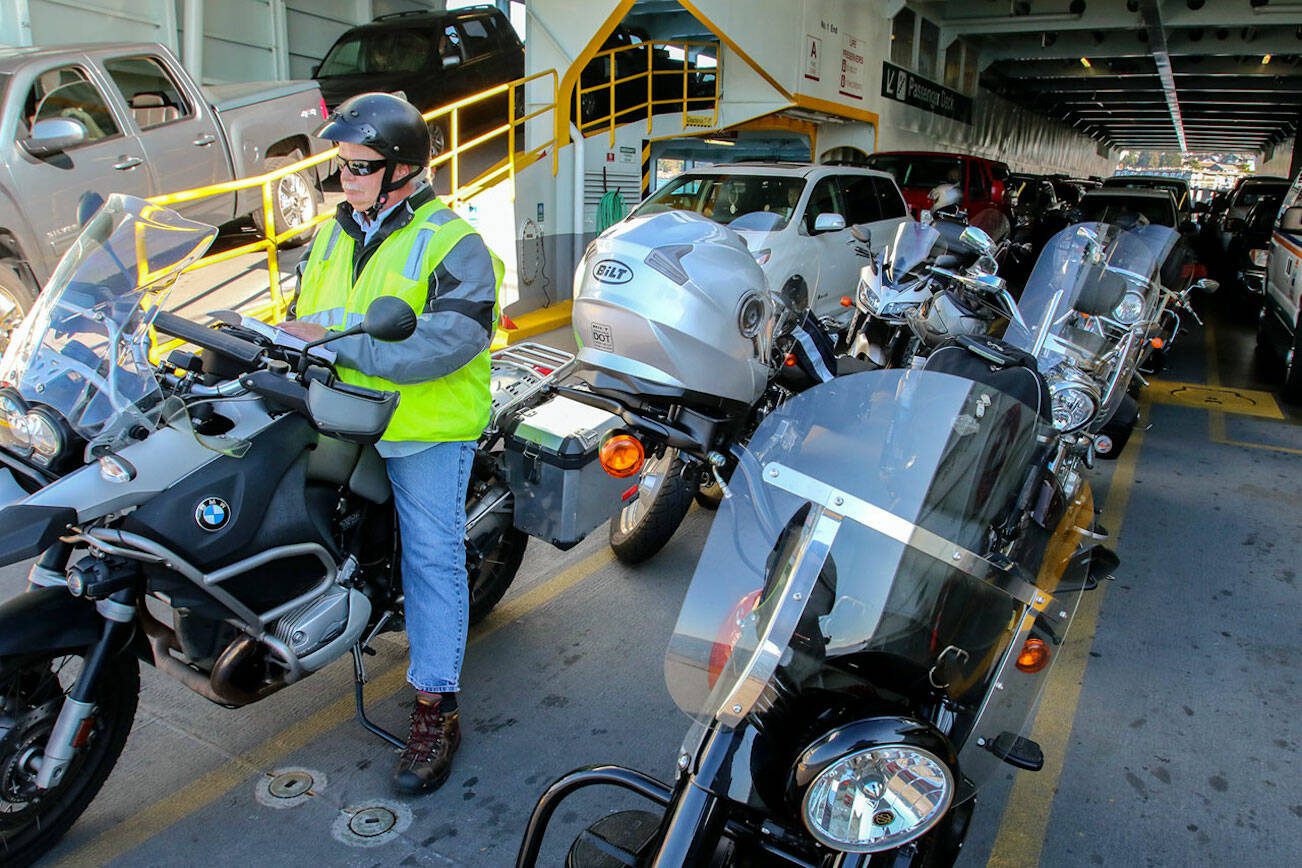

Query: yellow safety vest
[296,198,502,442]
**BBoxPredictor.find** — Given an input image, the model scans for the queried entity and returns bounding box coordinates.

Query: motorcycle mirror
[959,225,995,256]
[361,296,418,341]
[850,224,872,245]
[76,191,106,229]
[1192,277,1219,294]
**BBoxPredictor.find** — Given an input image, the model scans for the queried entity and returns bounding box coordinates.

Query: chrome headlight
[801,745,954,853]
[1050,382,1099,432]
[24,409,65,466]
[0,393,29,450]
[1111,290,1145,326]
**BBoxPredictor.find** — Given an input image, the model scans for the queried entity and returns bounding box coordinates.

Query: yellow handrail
[573,40,721,145]
[145,68,560,361]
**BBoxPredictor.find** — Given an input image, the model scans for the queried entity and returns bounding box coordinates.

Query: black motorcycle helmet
[315,92,432,218]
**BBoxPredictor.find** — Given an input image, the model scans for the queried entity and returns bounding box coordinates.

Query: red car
[864,151,1011,220]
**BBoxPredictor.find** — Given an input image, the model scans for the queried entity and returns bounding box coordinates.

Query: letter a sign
[805,34,821,81]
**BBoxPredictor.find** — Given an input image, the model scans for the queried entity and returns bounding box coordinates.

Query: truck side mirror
[20,117,87,157]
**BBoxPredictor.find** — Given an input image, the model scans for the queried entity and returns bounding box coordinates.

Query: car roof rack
[375,3,495,21]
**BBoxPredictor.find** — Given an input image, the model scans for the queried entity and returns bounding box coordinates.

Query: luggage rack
[489,342,575,428]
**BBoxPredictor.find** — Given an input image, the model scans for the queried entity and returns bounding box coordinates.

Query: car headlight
[1050,382,1099,432]
[1249,248,1269,268]
[1111,290,1146,326]
[802,745,954,853]
[0,392,30,451]
[24,409,64,465]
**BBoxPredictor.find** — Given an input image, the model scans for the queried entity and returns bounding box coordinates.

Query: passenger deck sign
[839,33,866,100]
[881,61,972,124]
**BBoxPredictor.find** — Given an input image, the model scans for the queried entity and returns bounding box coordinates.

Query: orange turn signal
[1016,637,1051,673]
[1150,337,1164,349]
[840,295,853,307]
[599,434,644,478]
[784,353,798,367]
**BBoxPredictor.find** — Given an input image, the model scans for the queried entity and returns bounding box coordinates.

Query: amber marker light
[599,434,644,478]
[1150,337,1164,349]
[1016,637,1051,673]
[840,295,853,307]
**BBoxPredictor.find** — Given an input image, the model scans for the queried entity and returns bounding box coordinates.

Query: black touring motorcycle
[519,365,1115,866]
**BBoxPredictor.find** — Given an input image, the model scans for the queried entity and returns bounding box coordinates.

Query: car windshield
[318,29,436,76]
[1078,194,1176,228]
[633,174,807,231]
[0,195,216,458]
[866,155,963,190]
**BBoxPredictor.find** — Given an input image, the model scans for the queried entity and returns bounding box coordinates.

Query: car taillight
[319,96,328,121]
[706,589,763,688]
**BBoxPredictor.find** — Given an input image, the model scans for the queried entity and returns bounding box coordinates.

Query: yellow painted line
[1146,378,1284,420]
[1202,322,1302,455]
[988,394,1152,867]
[491,301,574,350]
[56,546,615,867]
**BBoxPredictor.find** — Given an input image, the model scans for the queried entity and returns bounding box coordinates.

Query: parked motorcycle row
[0,192,1212,866]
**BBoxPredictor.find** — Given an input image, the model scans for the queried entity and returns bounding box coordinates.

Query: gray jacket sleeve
[332,233,496,385]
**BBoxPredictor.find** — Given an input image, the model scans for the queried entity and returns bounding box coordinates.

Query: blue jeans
[385,440,475,693]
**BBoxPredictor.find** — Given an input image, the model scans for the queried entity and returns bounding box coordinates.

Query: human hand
[277,320,327,342]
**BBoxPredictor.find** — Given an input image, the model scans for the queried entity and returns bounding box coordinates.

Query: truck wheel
[252,152,317,248]
[0,265,36,356]
[609,449,695,565]
[1282,320,1302,404]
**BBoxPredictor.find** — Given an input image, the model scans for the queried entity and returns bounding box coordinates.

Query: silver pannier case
[502,394,629,549]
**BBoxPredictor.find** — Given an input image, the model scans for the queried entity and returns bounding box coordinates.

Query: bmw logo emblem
[195,497,231,532]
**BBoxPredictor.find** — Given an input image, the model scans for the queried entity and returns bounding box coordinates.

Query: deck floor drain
[254,767,325,809]
[333,801,412,848]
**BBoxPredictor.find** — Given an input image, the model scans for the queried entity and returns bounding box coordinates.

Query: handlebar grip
[153,311,264,367]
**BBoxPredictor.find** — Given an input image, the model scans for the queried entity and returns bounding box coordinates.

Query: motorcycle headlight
[0,393,30,450]
[1050,382,1098,433]
[802,745,954,853]
[1111,290,1145,326]
[24,409,64,465]
[857,278,880,313]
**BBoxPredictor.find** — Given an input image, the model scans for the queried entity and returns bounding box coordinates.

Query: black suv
[314,5,523,151]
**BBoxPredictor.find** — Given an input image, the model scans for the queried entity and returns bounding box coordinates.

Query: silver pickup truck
[0,42,330,338]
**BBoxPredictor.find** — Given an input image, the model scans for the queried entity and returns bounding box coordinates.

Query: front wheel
[0,648,139,865]
[608,449,695,564]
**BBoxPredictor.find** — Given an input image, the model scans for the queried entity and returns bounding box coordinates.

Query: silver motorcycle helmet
[572,211,773,406]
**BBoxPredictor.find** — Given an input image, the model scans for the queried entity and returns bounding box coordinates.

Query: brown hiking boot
[392,699,461,795]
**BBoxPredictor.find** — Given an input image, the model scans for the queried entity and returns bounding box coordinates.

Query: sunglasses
[335,156,388,176]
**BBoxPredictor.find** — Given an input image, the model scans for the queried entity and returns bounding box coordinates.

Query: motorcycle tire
[608,449,695,565]
[467,526,528,625]
[0,648,139,866]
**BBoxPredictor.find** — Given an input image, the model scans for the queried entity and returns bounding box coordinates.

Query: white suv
[629,163,911,326]
[1259,169,1302,402]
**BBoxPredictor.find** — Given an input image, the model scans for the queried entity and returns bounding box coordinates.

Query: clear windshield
[882,222,942,285]
[0,195,217,457]
[666,370,1045,737]
[1004,222,1177,370]
[634,175,807,232]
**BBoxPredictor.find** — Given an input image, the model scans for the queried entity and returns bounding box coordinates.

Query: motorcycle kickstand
[351,611,406,749]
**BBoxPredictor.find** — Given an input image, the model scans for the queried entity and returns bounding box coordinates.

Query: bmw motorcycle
[518,364,1114,867]
[0,195,587,864]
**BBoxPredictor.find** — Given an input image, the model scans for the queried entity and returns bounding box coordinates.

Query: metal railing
[575,40,721,145]
[146,68,560,358]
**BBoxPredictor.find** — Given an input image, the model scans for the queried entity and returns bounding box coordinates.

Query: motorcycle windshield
[882,223,942,285]
[0,195,217,456]
[665,369,1045,736]
[1003,222,1178,371]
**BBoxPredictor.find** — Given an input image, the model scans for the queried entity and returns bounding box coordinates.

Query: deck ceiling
[917,0,1301,155]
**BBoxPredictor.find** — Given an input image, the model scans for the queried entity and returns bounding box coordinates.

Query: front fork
[26,544,135,790]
